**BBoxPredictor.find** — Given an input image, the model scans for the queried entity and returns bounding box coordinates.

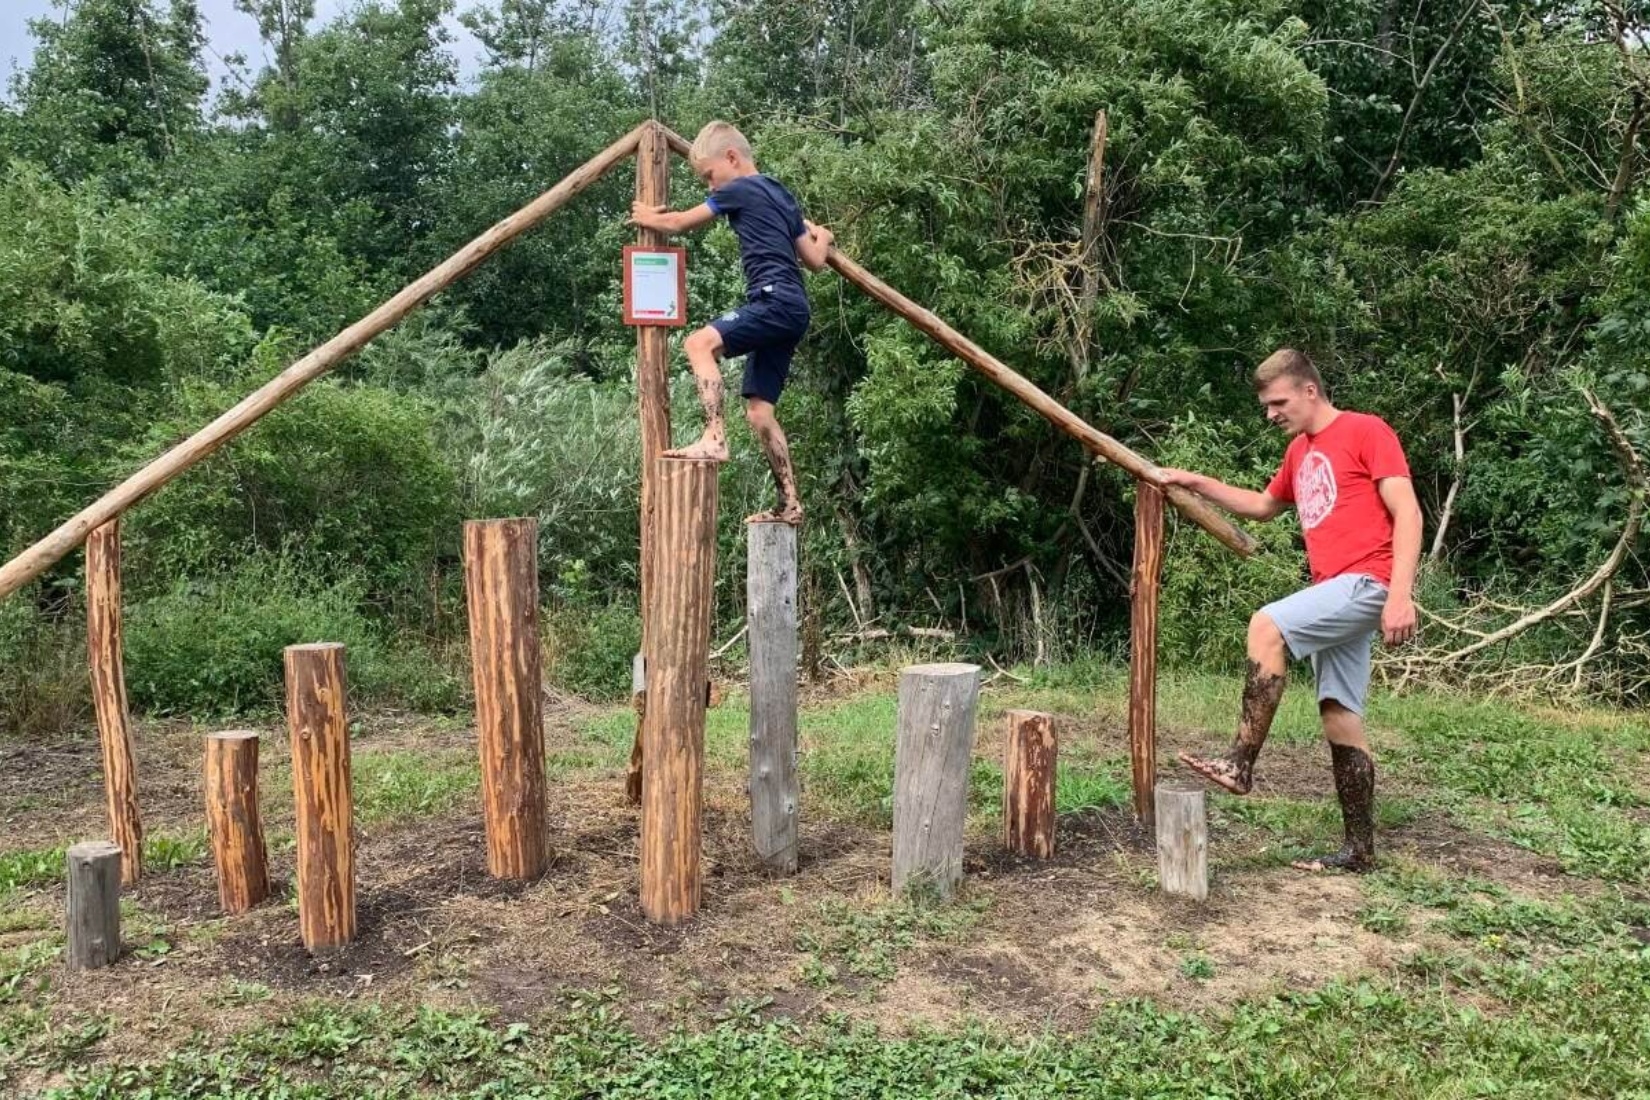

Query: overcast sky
[0,0,484,100]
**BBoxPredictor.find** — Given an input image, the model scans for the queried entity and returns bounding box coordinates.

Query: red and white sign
[622,245,687,327]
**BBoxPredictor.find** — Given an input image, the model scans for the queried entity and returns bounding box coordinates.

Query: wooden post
[1155,781,1208,901]
[85,520,142,885]
[629,120,673,806]
[284,643,355,951]
[747,520,800,874]
[204,731,270,914]
[892,663,981,899]
[1003,709,1056,859]
[0,124,648,602]
[65,841,122,970]
[463,518,550,880]
[1129,484,1165,826]
[640,456,718,925]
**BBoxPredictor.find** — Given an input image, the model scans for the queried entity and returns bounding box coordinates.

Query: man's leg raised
[743,399,802,525]
[1178,610,1287,794]
[665,325,729,462]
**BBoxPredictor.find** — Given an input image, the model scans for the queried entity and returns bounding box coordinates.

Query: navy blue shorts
[709,290,810,404]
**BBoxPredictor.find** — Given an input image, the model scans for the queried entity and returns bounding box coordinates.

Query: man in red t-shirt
[1159,349,1422,871]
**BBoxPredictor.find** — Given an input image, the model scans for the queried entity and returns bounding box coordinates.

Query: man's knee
[1247,611,1286,662]
[744,399,775,428]
[685,326,722,358]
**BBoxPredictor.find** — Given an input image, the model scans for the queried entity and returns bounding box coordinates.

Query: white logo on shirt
[1295,450,1337,530]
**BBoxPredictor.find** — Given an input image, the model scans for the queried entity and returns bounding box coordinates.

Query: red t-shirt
[1265,411,1411,584]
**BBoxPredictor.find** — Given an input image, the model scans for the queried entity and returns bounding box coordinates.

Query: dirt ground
[0,694,1596,1090]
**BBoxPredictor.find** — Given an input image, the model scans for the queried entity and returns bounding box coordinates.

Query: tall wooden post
[892,663,981,899]
[204,731,270,914]
[1129,484,1165,826]
[640,456,718,925]
[747,520,800,874]
[629,120,673,806]
[1003,709,1057,859]
[284,643,355,951]
[65,841,122,970]
[464,518,550,880]
[86,519,142,885]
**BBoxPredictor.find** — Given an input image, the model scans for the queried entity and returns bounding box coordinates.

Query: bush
[542,597,642,703]
[0,597,89,739]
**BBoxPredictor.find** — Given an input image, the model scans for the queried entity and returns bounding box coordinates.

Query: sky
[0,0,485,100]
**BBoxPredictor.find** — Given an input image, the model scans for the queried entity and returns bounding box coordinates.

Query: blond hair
[690,120,753,164]
[1253,348,1324,393]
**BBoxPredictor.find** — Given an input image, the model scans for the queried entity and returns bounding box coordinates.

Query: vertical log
[1003,709,1057,859]
[1155,781,1208,901]
[892,663,981,899]
[747,520,800,875]
[463,518,549,880]
[65,841,122,970]
[630,120,673,806]
[640,456,718,925]
[1129,483,1165,827]
[284,643,355,951]
[204,731,270,914]
[86,520,142,885]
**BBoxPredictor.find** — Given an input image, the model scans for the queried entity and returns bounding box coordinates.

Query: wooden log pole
[85,520,142,885]
[204,731,270,914]
[284,643,356,951]
[1003,709,1057,859]
[629,120,674,806]
[640,456,719,925]
[0,124,648,601]
[747,519,800,874]
[65,841,122,970]
[1129,483,1166,826]
[463,518,550,880]
[892,663,981,899]
[1155,781,1208,901]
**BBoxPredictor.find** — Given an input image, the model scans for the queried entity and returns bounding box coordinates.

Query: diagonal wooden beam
[0,122,649,601]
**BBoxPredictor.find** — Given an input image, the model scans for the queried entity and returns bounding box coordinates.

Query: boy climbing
[629,120,834,525]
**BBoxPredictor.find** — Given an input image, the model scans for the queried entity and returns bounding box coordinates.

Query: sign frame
[622,245,688,327]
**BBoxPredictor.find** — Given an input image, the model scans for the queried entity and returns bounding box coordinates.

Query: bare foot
[663,438,730,462]
[1176,751,1253,795]
[745,503,803,526]
[1290,846,1374,873]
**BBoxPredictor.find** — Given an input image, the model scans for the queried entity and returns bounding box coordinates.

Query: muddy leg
[743,399,802,524]
[1179,611,1286,794]
[1293,702,1376,872]
[665,326,730,462]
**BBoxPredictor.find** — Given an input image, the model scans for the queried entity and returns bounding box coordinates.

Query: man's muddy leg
[1179,611,1287,794]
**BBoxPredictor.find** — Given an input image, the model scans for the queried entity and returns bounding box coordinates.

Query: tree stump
[1003,710,1056,859]
[892,663,981,898]
[86,520,142,885]
[284,643,356,950]
[66,841,122,970]
[463,517,549,880]
[640,456,718,925]
[1130,483,1165,826]
[1155,781,1208,901]
[204,731,270,914]
[747,520,800,875]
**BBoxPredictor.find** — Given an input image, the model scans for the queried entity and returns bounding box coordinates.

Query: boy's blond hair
[1253,348,1324,393]
[690,120,753,164]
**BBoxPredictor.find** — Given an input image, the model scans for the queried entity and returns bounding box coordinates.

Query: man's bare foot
[1290,846,1374,873]
[663,438,730,462]
[745,503,803,526]
[1177,751,1253,795]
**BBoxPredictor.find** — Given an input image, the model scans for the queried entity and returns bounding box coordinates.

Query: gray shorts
[1259,573,1388,715]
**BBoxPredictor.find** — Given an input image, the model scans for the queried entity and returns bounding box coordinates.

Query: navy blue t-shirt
[705,174,807,300]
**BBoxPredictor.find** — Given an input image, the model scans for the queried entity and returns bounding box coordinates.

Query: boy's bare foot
[745,503,803,526]
[1290,846,1374,873]
[663,438,730,462]
[1176,751,1253,795]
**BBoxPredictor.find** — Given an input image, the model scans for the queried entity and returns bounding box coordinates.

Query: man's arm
[795,219,834,272]
[1157,468,1288,522]
[629,201,716,236]
[1377,476,1422,645]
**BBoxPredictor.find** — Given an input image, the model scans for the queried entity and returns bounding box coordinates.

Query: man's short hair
[1253,348,1324,393]
[690,121,752,164]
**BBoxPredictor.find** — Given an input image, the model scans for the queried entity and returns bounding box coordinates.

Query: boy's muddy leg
[1179,611,1286,794]
[744,399,801,525]
[1293,701,1376,872]
[666,326,730,462]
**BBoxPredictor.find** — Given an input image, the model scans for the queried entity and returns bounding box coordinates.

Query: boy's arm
[630,201,716,236]
[1157,468,1287,521]
[1377,476,1422,645]
[795,219,834,272]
